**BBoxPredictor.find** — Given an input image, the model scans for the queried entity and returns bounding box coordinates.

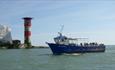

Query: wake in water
[63,53,82,56]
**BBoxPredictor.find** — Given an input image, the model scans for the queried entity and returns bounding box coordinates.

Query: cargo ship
[46,32,105,55]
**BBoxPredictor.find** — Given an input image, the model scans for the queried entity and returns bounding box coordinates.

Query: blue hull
[47,43,105,55]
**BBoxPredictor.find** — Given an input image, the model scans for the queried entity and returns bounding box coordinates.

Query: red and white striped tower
[23,17,32,48]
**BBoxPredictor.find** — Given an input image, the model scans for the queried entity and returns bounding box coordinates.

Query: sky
[0,0,115,46]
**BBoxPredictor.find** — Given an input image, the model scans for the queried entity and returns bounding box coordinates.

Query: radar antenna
[58,25,64,36]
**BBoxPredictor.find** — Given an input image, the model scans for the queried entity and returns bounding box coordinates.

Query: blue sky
[0,0,115,46]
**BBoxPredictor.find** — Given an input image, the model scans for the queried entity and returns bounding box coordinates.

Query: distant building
[0,24,12,44]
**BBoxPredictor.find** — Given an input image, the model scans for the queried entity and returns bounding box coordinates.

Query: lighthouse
[23,17,32,48]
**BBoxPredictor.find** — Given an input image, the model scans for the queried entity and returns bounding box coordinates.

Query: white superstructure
[0,24,12,44]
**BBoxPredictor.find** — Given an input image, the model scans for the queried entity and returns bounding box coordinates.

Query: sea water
[0,45,115,70]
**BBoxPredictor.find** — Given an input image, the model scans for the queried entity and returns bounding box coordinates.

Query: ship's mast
[60,25,64,34]
[58,25,64,36]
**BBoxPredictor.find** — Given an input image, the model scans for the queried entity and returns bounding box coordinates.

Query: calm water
[0,45,115,70]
